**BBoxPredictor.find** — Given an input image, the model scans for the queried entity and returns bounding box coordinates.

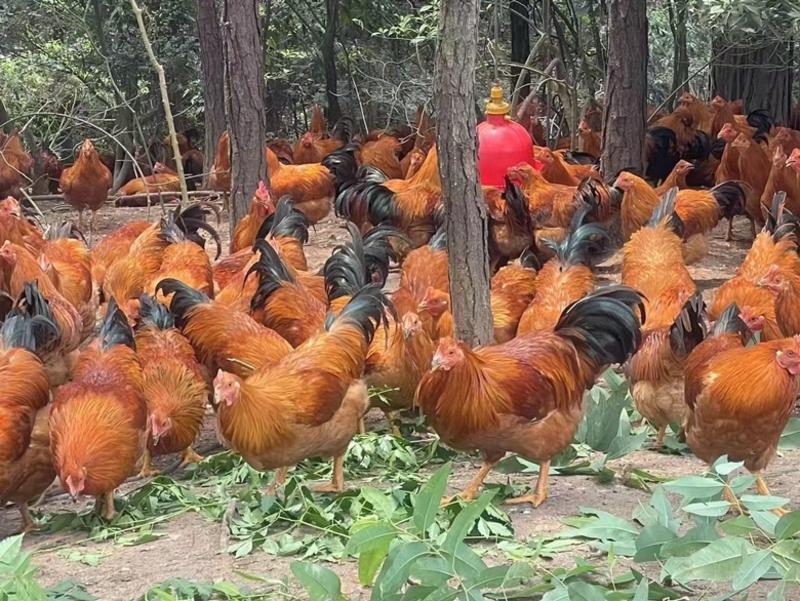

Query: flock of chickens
[2,94,800,536]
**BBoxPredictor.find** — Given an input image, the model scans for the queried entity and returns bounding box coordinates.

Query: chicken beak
[430,356,443,371]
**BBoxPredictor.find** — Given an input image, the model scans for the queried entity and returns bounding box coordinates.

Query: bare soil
[2,202,797,600]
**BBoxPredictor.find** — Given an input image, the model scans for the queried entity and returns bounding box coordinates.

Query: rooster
[0,285,59,532]
[208,131,231,192]
[50,299,146,521]
[116,162,181,196]
[90,220,151,292]
[622,190,705,446]
[230,181,276,254]
[415,287,643,506]
[684,303,797,512]
[292,105,344,165]
[59,139,113,239]
[517,209,612,335]
[0,131,33,199]
[486,177,534,269]
[213,286,392,493]
[490,249,539,343]
[135,296,209,477]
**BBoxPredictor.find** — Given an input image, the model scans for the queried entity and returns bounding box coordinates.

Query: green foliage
[140,578,286,601]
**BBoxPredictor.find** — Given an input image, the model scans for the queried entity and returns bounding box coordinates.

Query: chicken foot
[754,473,789,516]
[18,504,34,533]
[654,426,667,449]
[179,447,204,467]
[96,492,116,521]
[311,455,345,494]
[441,459,498,506]
[725,218,734,242]
[138,449,160,478]
[722,485,744,515]
[506,460,550,508]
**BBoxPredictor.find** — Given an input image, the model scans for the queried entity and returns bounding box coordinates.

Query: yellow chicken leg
[506,460,550,508]
[654,426,667,448]
[442,459,497,506]
[311,455,345,493]
[265,467,289,495]
[138,449,160,478]
[99,492,116,521]
[179,447,204,467]
[754,473,789,516]
[723,485,744,515]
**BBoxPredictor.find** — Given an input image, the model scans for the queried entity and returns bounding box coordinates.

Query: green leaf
[751,510,780,536]
[711,457,744,476]
[371,541,429,600]
[770,540,800,576]
[290,561,343,601]
[605,432,648,461]
[361,487,396,518]
[767,581,785,600]
[663,476,724,500]
[632,578,648,601]
[741,495,789,512]
[732,550,773,591]
[346,522,398,557]
[720,515,758,537]
[775,512,800,540]
[442,491,495,553]
[663,536,754,584]
[682,500,731,518]
[565,580,606,601]
[634,523,677,562]
[412,463,450,534]
[780,417,800,449]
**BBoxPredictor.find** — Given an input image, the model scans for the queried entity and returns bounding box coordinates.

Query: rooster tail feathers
[669,293,707,358]
[543,221,613,267]
[648,187,685,236]
[519,246,541,270]
[2,282,60,353]
[710,180,748,220]
[137,294,175,330]
[555,286,644,368]
[685,130,711,161]
[100,297,135,350]
[428,224,447,250]
[711,303,751,338]
[362,225,404,284]
[331,117,352,143]
[248,239,296,311]
[256,196,310,244]
[325,284,394,345]
[645,127,680,182]
[322,144,359,196]
[502,176,532,229]
[763,191,800,242]
[562,151,598,165]
[155,278,210,327]
[324,223,369,301]
[161,202,222,259]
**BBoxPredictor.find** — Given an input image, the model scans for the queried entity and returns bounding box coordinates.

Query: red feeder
[477,85,541,189]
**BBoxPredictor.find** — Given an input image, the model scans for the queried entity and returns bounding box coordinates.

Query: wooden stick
[129,0,190,206]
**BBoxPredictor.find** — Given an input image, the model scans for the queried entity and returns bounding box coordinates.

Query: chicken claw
[179,447,204,467]
[311,455,345,494]
[265,467,289,496]
[441,459,497,507]
[754,474,789,516]
[137,449,160,478]
[18,504,34,534]
[98,492,117,522]
[722,485,743,515]
[505,461,550,508]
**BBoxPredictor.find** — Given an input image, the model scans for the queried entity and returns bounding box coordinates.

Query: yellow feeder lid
[485,85,510,116]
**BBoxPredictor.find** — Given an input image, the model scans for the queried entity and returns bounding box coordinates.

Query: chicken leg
[725,218,734,242]
[441,459,497,506]
[723,485,743,515]
[18,504,34,533]
[98,492,116,521]
[654,426,667,448]
[179,447,204,467]
[506,460,550,508]
[265,467,289,495]
[138,449,160,478]
[77,208,85,232]
[89,210,98,246]
[311,455,345,493]
[754,472,788,516]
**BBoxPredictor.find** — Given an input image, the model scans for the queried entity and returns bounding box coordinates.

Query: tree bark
[222,0,267,233]
[667,0,689,110]
[197,0,226,185]
[0,98,12,132]
[509,0,530,95]
[434,0,493,347]
[601,0,647,177]
[322,0,342,124]
[712,38,794,125]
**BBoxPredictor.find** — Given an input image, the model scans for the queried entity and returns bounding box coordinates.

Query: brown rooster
[59,139,113,238]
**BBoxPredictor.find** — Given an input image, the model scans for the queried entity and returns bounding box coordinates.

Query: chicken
[90,220,150,293]
[415,287,642,506]
[731,133,771,235]
[517,209,612,335]
[292,105,343,165]
[0,131,33,199]
[622,190,703,446]
[336,146,442,249]
[213,286,391,493]
[208,131,231,192]
[710,95,737,138]
[485,177,534,269]
[158,278,292,379]
[134,296,209,477]
[709,193,800,340]
[59,139,113,238]
[116,162,181,196]
[676,92,714,134]
[781,149,800,213]
[654,160,693,196]
[364,311,435,433]
[714,123,742,184]
[684,303,798,511]
[534,146,598,185]
[490,249,539,342]
[0,287,59,532]
[506,163,578,228]
[358,136,404,179]
[0,196,44,252]
[577,119,601,158]
[50,299,146,521]
[230,181,275,254]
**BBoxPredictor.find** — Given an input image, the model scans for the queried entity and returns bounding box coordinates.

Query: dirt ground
[3,200,798,600]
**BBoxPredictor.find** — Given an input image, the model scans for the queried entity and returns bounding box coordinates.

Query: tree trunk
[667,0,689,110]
[197,0,226,185]
[712,38,794,125]
[0,98,12,132]
[222,0,267,233]
[322,0,342,124]
[509,0,530,96]
[434,0,493,347]
[601,0,647,177]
